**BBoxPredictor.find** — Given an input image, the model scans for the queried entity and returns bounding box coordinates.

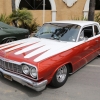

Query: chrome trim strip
[0,68,47,91]
[0,57,21,65]
[0,57,38,80]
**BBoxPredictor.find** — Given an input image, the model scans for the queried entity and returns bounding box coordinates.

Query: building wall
[55,0,87,20]
[29,0,87,25]
[0,0,99,26]
[29,10,52,26]
[0,0,12,15]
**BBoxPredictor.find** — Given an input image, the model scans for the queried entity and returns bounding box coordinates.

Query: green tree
[94,12,100,24]
[0,14,11,24]
[9,8,39,33]
[9,8,33,27]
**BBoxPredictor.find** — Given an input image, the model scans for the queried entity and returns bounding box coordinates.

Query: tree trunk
[88,0,95,21]
[13,20,18,27]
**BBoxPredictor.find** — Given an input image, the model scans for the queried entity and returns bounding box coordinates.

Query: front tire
[50,65,69,88]
[2,38,15,44]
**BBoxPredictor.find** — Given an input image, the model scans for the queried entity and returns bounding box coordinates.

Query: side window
[94,25,99,35]
[78,26,93,41]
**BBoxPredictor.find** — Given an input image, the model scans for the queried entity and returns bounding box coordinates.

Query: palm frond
[0,14,11,24]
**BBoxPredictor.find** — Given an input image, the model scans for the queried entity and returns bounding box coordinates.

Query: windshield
[35,23,81,42]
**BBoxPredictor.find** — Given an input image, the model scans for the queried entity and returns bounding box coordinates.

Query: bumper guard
[0,68,47,91]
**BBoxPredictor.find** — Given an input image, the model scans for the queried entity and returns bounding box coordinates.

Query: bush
[0,14,11,24]
[9,8,39,34]
[19,19,39,33]
[94,12,100,24]
[70,16,87,21]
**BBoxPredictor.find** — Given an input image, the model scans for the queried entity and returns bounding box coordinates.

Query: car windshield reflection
[34,23,81,42]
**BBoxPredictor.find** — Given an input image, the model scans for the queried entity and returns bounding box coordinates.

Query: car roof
[46,20,99,27]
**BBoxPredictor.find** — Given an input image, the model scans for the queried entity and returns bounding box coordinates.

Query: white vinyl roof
[46,20,99,26]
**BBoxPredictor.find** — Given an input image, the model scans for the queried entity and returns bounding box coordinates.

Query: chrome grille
[0,59,22,74]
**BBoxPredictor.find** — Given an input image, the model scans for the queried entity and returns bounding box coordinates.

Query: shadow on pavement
[0,76,43,97]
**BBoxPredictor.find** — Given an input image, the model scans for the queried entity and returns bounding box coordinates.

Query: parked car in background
[0,21,29,44]
[0,21,100,91]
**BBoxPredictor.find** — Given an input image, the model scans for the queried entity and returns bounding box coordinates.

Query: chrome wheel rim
[3,39,14,43]
[6,39,14,43]
[56,65,67,83]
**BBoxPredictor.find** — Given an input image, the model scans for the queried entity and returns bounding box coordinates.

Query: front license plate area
[4,74,12,81]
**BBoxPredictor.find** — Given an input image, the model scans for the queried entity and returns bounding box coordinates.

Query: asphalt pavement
[0,56,100,100]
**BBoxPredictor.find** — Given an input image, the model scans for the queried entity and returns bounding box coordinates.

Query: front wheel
[50,65,69,88]
[2,38,15,44]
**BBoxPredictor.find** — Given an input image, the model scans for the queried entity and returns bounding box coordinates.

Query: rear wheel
[50,65,69,88]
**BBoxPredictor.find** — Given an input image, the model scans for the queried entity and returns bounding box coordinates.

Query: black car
[0,22,29,44]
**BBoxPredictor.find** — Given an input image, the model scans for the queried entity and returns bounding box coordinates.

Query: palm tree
[9,8,39,33]
[88,0,95,21]
[9,8,33,27]
[0,14,11,24]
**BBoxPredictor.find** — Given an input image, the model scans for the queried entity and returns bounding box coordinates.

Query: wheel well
[65,63,73,74]
[48,63,73,84]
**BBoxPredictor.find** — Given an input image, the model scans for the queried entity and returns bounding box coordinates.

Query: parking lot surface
[0,57,100,100]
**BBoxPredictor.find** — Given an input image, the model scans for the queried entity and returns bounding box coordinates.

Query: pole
[43,0,45,24]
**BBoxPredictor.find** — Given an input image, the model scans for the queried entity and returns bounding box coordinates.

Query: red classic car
[0,21,100,91]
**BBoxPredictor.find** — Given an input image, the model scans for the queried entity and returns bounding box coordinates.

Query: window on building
[95,0,100,10]
[19,0,51,10]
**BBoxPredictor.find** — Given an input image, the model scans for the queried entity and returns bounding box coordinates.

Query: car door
[93,24,100,54]
[77,25,99,68]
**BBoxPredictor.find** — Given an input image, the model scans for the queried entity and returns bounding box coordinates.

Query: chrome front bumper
[0,68,47,91]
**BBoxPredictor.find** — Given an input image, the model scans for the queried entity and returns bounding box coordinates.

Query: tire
[2,38,15,44]
[50,65,69,88]
[0,72,3,80]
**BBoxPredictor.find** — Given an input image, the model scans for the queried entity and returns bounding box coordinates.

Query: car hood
[0,37,79,63]
[3,28,29,34]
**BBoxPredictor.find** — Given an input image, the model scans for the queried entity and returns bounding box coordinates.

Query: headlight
[30,67,37,78]
[22,65,30,75]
